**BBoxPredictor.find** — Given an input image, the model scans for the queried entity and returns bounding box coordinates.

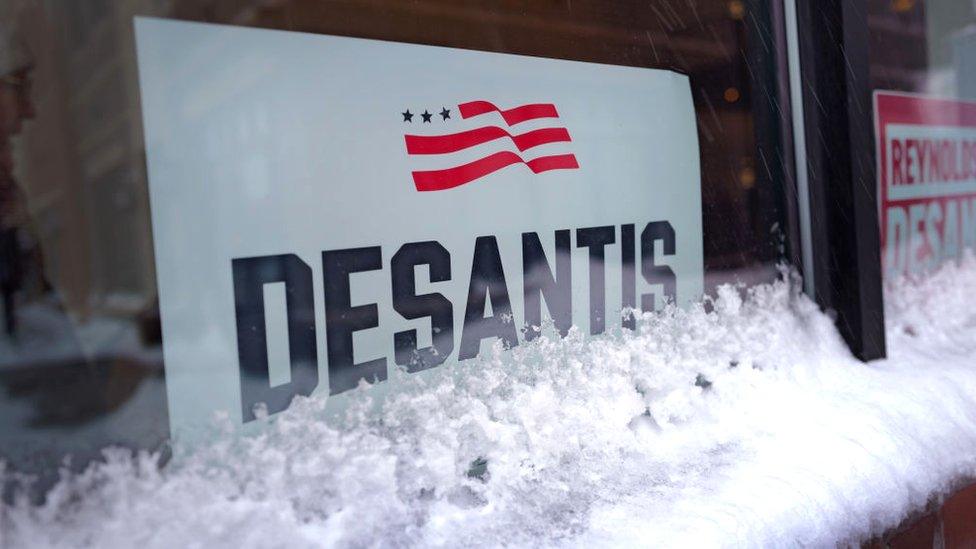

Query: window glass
[869,0,976,97]
[0,0,794,480]
[869,1,976,278]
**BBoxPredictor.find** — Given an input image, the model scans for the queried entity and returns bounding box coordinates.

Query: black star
[439,107,451,121]
[421,110,433,123]
[402,110,413,122]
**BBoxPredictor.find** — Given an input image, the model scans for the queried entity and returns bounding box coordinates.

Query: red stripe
[458,101,559,126]
[412,152,579,191]
[405,126,571,155]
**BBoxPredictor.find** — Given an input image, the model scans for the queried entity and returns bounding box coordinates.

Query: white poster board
[134,18,704,440]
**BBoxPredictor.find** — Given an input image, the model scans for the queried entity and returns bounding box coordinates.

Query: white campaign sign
[134,18,704,440]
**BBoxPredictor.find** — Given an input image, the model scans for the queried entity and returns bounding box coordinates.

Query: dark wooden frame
[794,0,887,361]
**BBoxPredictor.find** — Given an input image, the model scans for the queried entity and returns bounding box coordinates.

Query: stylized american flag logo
[402,101,580,191]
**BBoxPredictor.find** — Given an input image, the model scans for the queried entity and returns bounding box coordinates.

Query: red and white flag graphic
[404,101,580,191]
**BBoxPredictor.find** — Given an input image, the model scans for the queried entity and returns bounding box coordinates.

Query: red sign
[876,91,976,277]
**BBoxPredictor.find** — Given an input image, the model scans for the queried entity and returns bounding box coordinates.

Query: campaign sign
[875,91,976,277]
[134,18,704,440]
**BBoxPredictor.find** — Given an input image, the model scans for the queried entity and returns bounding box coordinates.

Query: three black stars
[402,107,451,123]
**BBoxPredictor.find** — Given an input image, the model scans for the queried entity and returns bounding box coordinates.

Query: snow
[4,259,976,547]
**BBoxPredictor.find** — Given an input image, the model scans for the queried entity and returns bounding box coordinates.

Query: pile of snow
[4,260,976,547]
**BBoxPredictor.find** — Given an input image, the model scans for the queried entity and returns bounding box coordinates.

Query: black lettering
[640,221,676,311]
[232,254,318,422]
[576,225,616,335]
[322,247,386,394]
[522,230,572,339]
[621,223,636,330]
[391,241,454,372]
[459,236,518,360]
